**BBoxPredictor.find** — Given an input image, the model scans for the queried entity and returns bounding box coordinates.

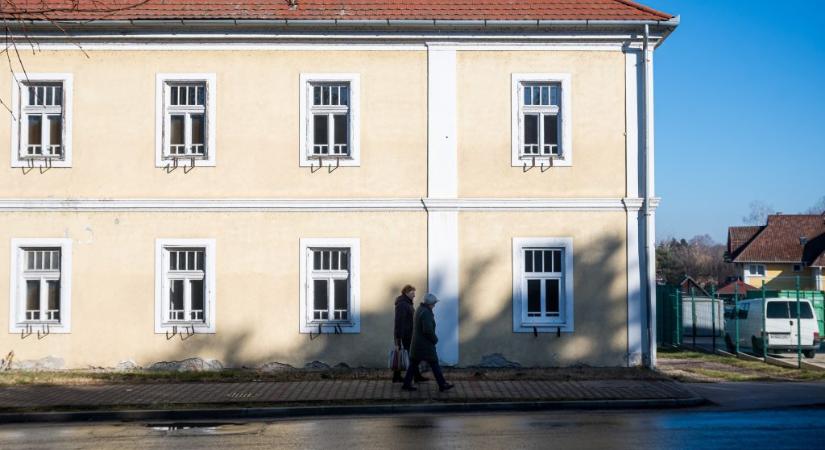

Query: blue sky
[644,0,825,243]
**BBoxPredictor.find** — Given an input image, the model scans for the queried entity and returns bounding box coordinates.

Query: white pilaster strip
[625,49,643,367]
[427,45,457,199]
[428,211,459,365]
[427,43,459,365]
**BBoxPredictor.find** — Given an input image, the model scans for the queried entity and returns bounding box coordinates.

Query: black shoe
[439,383,454,392]
[401,385,418,392]
[414,376,430,382]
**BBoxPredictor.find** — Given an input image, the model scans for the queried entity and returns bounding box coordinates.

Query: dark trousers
[403,357,447,388]
[392,340,420,381]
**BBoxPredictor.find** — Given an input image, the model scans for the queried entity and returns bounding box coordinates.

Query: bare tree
[805,196,825,214]
[1,0,151,115]
[742,200,775,225]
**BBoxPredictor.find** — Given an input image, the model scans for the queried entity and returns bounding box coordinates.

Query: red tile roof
[727,225,763,260]
[730,214,825,266]
[0,0,674,22]
[716,280,759,296]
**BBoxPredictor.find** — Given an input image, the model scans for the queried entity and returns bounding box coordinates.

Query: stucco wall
[457,211,629,367]
[0,211,427,368]
[746,264,817,291]
[0,50,428,199]
[456,51,627,198]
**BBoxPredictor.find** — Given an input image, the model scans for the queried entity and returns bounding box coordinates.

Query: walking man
[402,293,454,392]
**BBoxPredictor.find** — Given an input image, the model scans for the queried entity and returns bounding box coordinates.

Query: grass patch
[0,366,666,387]
[657,347,825,382]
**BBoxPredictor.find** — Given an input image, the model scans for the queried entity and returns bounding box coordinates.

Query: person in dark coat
[401,293,454,392]
[393,285,426,383]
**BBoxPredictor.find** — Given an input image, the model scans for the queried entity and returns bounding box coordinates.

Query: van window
[766,301,814,319]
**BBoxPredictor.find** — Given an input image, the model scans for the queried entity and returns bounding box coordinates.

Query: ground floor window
[299,238,360,333]
[155,239,216,333]
[10,238,72,333]
[512,237,574,333]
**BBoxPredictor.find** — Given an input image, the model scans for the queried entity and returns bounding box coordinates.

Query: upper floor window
[511,73,572,167]
[155,74,216,168]
[299,238,361,333]
[299,74,360,167]
[155,239,216,333]
[9,239,72,334]
[512,238,574,333]
[11,74,73,168]
[746,264,766,277]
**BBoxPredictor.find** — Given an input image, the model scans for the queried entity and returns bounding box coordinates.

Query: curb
[0,397,707,424]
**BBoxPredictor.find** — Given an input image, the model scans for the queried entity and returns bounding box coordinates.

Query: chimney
[800,236,808,245]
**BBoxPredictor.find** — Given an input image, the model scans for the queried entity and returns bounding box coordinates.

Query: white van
[724,297,820,358]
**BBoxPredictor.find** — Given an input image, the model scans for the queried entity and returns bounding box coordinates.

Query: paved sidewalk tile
[0,380,694,410]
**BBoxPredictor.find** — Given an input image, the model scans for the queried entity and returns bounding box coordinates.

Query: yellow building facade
[0,12,677,369]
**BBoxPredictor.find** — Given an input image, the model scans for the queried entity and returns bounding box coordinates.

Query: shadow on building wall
[142,231,631,370]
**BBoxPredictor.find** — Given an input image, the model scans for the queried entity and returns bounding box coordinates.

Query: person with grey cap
[401,293,454,392]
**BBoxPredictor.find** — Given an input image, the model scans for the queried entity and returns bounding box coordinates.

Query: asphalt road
[1,408,823,450]
[1,381,823,449]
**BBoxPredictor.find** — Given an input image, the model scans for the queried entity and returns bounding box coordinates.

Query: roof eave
[4,17,681,31]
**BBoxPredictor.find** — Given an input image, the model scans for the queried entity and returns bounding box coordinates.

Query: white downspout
[643,24,657,367]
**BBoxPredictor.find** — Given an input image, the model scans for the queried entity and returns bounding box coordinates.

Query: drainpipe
[643,24,657,367]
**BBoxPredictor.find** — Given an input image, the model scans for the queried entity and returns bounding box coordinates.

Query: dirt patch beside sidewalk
[657,348,825,382]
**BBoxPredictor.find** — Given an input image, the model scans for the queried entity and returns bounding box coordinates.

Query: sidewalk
[0,379,701,422]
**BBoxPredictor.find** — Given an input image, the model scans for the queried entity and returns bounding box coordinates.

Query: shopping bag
[388,344,409,371]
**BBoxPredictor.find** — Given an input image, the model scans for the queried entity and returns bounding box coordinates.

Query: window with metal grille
[164,82,207,159]
[308,248,350,322]
[21,248,62,323]
[308,83,350,157]
[21,82,64,159]
[522,248,564,320]
[164,247,206,323]
[519,82,561,157]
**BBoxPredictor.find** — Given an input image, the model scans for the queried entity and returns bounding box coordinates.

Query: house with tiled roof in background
[727,214,825,292]
[0,1,678,369]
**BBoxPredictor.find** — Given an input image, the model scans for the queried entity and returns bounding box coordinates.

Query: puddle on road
[147,422,262,436]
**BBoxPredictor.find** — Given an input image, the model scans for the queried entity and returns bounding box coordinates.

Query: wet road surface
[1,408,822,450]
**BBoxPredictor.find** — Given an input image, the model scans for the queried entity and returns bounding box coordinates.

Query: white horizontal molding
[0,198,655,212]
[22,42,630,52]
[425,198,648,212]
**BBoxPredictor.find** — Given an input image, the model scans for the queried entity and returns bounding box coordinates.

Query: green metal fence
[657,277,823,368]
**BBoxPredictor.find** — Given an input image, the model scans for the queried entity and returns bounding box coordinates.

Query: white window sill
[299,155,360,168]
[12,158,72,169]
[10,322,70,334]
[301,322,359,334]
[158,323,215,333]
[512,155,572,168]
[156,157,216,168]
[514,323,574,333]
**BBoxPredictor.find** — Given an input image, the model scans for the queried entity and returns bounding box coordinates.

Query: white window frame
[512,237,574,333]
[155,73,216,168]
[746,264,766,277]
[299,74,360,167]
[154,239,216,333]
[9,238,72,333]
[299,238,360,333]
[10,73,73,168]
[511,73,572,167]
